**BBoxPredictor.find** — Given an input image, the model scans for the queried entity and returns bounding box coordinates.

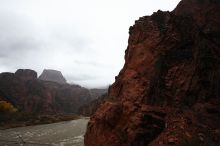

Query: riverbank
[0,114,84,129]
[0,118,89,146]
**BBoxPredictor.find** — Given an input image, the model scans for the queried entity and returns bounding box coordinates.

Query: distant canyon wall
[0,69,106,115]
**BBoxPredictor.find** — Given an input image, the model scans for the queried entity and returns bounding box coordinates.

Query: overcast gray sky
[0,0,181,88]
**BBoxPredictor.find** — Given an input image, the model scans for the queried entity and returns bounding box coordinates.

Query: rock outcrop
[39,69,67,84]
[85,0,220,145]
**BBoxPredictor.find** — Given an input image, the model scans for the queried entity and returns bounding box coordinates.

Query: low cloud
[0,0,180,88]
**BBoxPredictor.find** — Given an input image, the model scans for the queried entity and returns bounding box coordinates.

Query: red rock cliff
[85,0,220,145]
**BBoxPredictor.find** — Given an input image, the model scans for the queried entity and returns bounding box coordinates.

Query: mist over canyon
[0,0,219,146]
[0,0,181,88]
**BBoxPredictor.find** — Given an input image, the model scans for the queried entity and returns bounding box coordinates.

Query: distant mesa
[39,69,67,84]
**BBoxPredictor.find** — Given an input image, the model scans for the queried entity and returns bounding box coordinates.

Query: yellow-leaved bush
[0,101,17,113]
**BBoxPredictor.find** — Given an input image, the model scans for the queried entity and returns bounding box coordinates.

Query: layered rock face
[85,0,220,145]
[39,69,67,84]
[0,69,92,114]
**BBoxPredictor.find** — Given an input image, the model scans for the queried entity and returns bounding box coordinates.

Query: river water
[0,118,89,146]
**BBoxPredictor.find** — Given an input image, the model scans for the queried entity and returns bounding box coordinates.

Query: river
[0,118,89,146]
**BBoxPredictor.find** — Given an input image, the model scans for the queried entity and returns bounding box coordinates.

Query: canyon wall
[85,0,220,145]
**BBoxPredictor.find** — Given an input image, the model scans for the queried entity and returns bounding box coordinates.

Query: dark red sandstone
[85,0,220,145]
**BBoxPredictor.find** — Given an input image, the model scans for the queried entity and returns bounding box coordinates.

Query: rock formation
[0,69,93,114]
[89,88,108,100]
[39,69,67,84]
[85,0,220,145]
[78,88,108,116]
[78,94,107,116]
